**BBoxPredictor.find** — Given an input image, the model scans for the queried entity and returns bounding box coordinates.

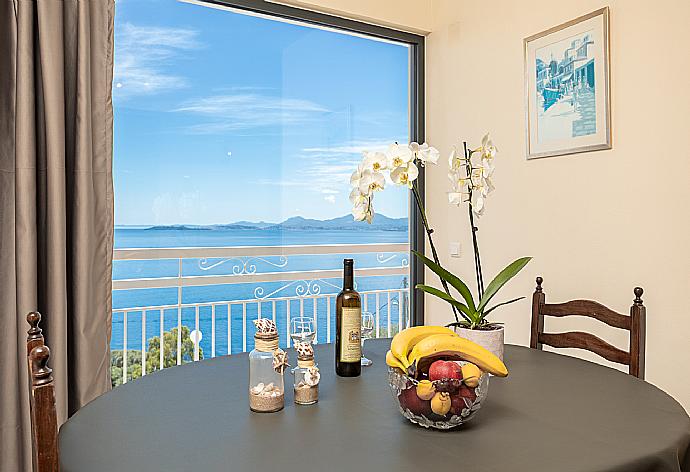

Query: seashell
[272,348,289,373]
[251,383,265,395]
[295,342,314,359]
[264,383,275,393]
[253,318,277,335]
[304,366,320,386]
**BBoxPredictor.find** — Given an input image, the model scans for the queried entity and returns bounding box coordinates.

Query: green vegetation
[111,326,203,388]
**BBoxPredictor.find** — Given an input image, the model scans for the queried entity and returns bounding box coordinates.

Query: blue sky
[113,0,411,225]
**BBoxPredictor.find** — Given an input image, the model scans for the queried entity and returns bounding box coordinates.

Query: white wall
[269,0,432,33]
[425,0,690,412]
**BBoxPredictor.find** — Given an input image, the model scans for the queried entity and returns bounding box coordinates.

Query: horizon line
[114,212,409,227]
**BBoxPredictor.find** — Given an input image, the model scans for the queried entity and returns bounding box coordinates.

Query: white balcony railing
[112,243,410,386]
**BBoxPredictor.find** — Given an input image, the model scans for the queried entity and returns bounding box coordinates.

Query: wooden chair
[530,277,646,379]
[26,312,59,472]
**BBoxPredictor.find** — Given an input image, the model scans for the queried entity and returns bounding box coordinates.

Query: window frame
[197,0,427,326]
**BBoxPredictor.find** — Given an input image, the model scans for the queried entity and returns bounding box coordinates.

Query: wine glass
[360,312,375,366]
[290,316,316,346]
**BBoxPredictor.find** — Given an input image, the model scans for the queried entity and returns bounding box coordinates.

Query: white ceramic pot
[454,326,505,361]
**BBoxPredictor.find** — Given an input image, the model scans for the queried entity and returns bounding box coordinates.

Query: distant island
[123,214,408,232]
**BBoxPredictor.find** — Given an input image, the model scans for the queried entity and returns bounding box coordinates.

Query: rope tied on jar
[253,319,289,373]
[254,335,279,352]
[297,358,315,368]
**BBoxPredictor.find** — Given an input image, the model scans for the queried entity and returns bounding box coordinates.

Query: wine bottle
[335,258,362,377]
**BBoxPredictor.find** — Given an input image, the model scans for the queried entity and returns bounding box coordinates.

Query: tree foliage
[111,326,203,388]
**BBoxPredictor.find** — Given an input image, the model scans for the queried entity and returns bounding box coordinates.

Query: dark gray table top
[60,340,690,472]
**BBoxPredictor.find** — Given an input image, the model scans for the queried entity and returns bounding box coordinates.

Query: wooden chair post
[530,277,545,349]
[629,287,646,379]
[27,311,44,357]
[29,345,59,472]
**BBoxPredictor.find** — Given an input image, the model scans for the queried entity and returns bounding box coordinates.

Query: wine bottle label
[339,307,361,363]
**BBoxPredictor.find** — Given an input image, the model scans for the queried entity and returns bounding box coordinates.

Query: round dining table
[59,340,690,472]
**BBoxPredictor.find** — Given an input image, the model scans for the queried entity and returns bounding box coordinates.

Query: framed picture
[524,7,610,159]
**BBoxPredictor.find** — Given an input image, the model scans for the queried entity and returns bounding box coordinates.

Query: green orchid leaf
[415,284,474,319]
[445,321,472,329]
[412,250,476,312]
[476,257,532,313]
[482,297,526,317]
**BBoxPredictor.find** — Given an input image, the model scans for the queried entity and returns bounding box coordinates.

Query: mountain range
[143,214,408,232]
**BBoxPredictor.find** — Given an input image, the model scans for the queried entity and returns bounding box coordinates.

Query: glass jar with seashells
[249,319,288,413]
[293,342,320,405]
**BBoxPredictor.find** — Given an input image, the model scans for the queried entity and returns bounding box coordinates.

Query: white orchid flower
[481,157,495,178]
[448,147,468,172]
[350,162,365,187]
[358,169,385,196]
[362,151,388,173]
[472,192,485,215]
[386,143,413,170]
[349,186,366,205]
[352,199,373,223]
[447,135,499,217]
[448,169,471,207]
[410,142,440,166]
[478,133,497,160]
[448,192,466,206]
[390,160,419,188]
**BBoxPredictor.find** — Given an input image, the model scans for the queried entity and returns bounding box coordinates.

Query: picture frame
[524,7,611,159]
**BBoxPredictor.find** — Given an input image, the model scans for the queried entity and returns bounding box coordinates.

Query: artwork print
[535,31,596,140]
[525,8,610,159]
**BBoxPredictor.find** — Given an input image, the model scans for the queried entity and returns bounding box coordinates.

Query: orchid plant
[350,135,531,330]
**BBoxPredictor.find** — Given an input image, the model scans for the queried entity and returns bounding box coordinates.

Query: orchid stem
[411,182,467,324]
[463,142,485,307]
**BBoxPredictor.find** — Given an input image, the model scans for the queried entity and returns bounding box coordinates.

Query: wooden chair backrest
[530,277,646,379]
[26,312,59,472]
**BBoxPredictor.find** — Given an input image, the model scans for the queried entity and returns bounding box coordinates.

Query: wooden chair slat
[530,278,646,379]
[539,331,631,365]
[540,300,630,330]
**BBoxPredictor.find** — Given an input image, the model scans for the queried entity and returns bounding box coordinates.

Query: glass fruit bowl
[388,362,489,429]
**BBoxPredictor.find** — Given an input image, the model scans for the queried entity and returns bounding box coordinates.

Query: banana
[390,326,458,367]
[408,334,509,377]
[386,350,407,371]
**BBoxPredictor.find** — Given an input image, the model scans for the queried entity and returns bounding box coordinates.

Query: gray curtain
[0,1,115,470]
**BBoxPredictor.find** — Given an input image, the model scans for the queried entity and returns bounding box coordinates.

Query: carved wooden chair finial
[535,276,543,292]
[27,310,41,332]
[634,287,644,305]
[30,345,54,387]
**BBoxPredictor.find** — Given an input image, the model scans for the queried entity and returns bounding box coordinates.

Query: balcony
[111,243,410,386]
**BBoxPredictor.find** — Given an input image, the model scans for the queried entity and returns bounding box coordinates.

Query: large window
[111,0,424,386]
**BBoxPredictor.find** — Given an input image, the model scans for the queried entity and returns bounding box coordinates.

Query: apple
[398,387,433,417]
[458,385,477,404]
[450,394,468,416]
[428,360,463,381]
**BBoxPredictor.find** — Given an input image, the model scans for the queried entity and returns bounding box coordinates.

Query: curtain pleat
[0,1,115,470]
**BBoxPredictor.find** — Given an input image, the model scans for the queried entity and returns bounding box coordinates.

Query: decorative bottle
[293,342,320,405]
[249,319,288,413]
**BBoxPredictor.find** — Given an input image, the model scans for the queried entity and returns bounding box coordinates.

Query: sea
[112,227,409,357]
